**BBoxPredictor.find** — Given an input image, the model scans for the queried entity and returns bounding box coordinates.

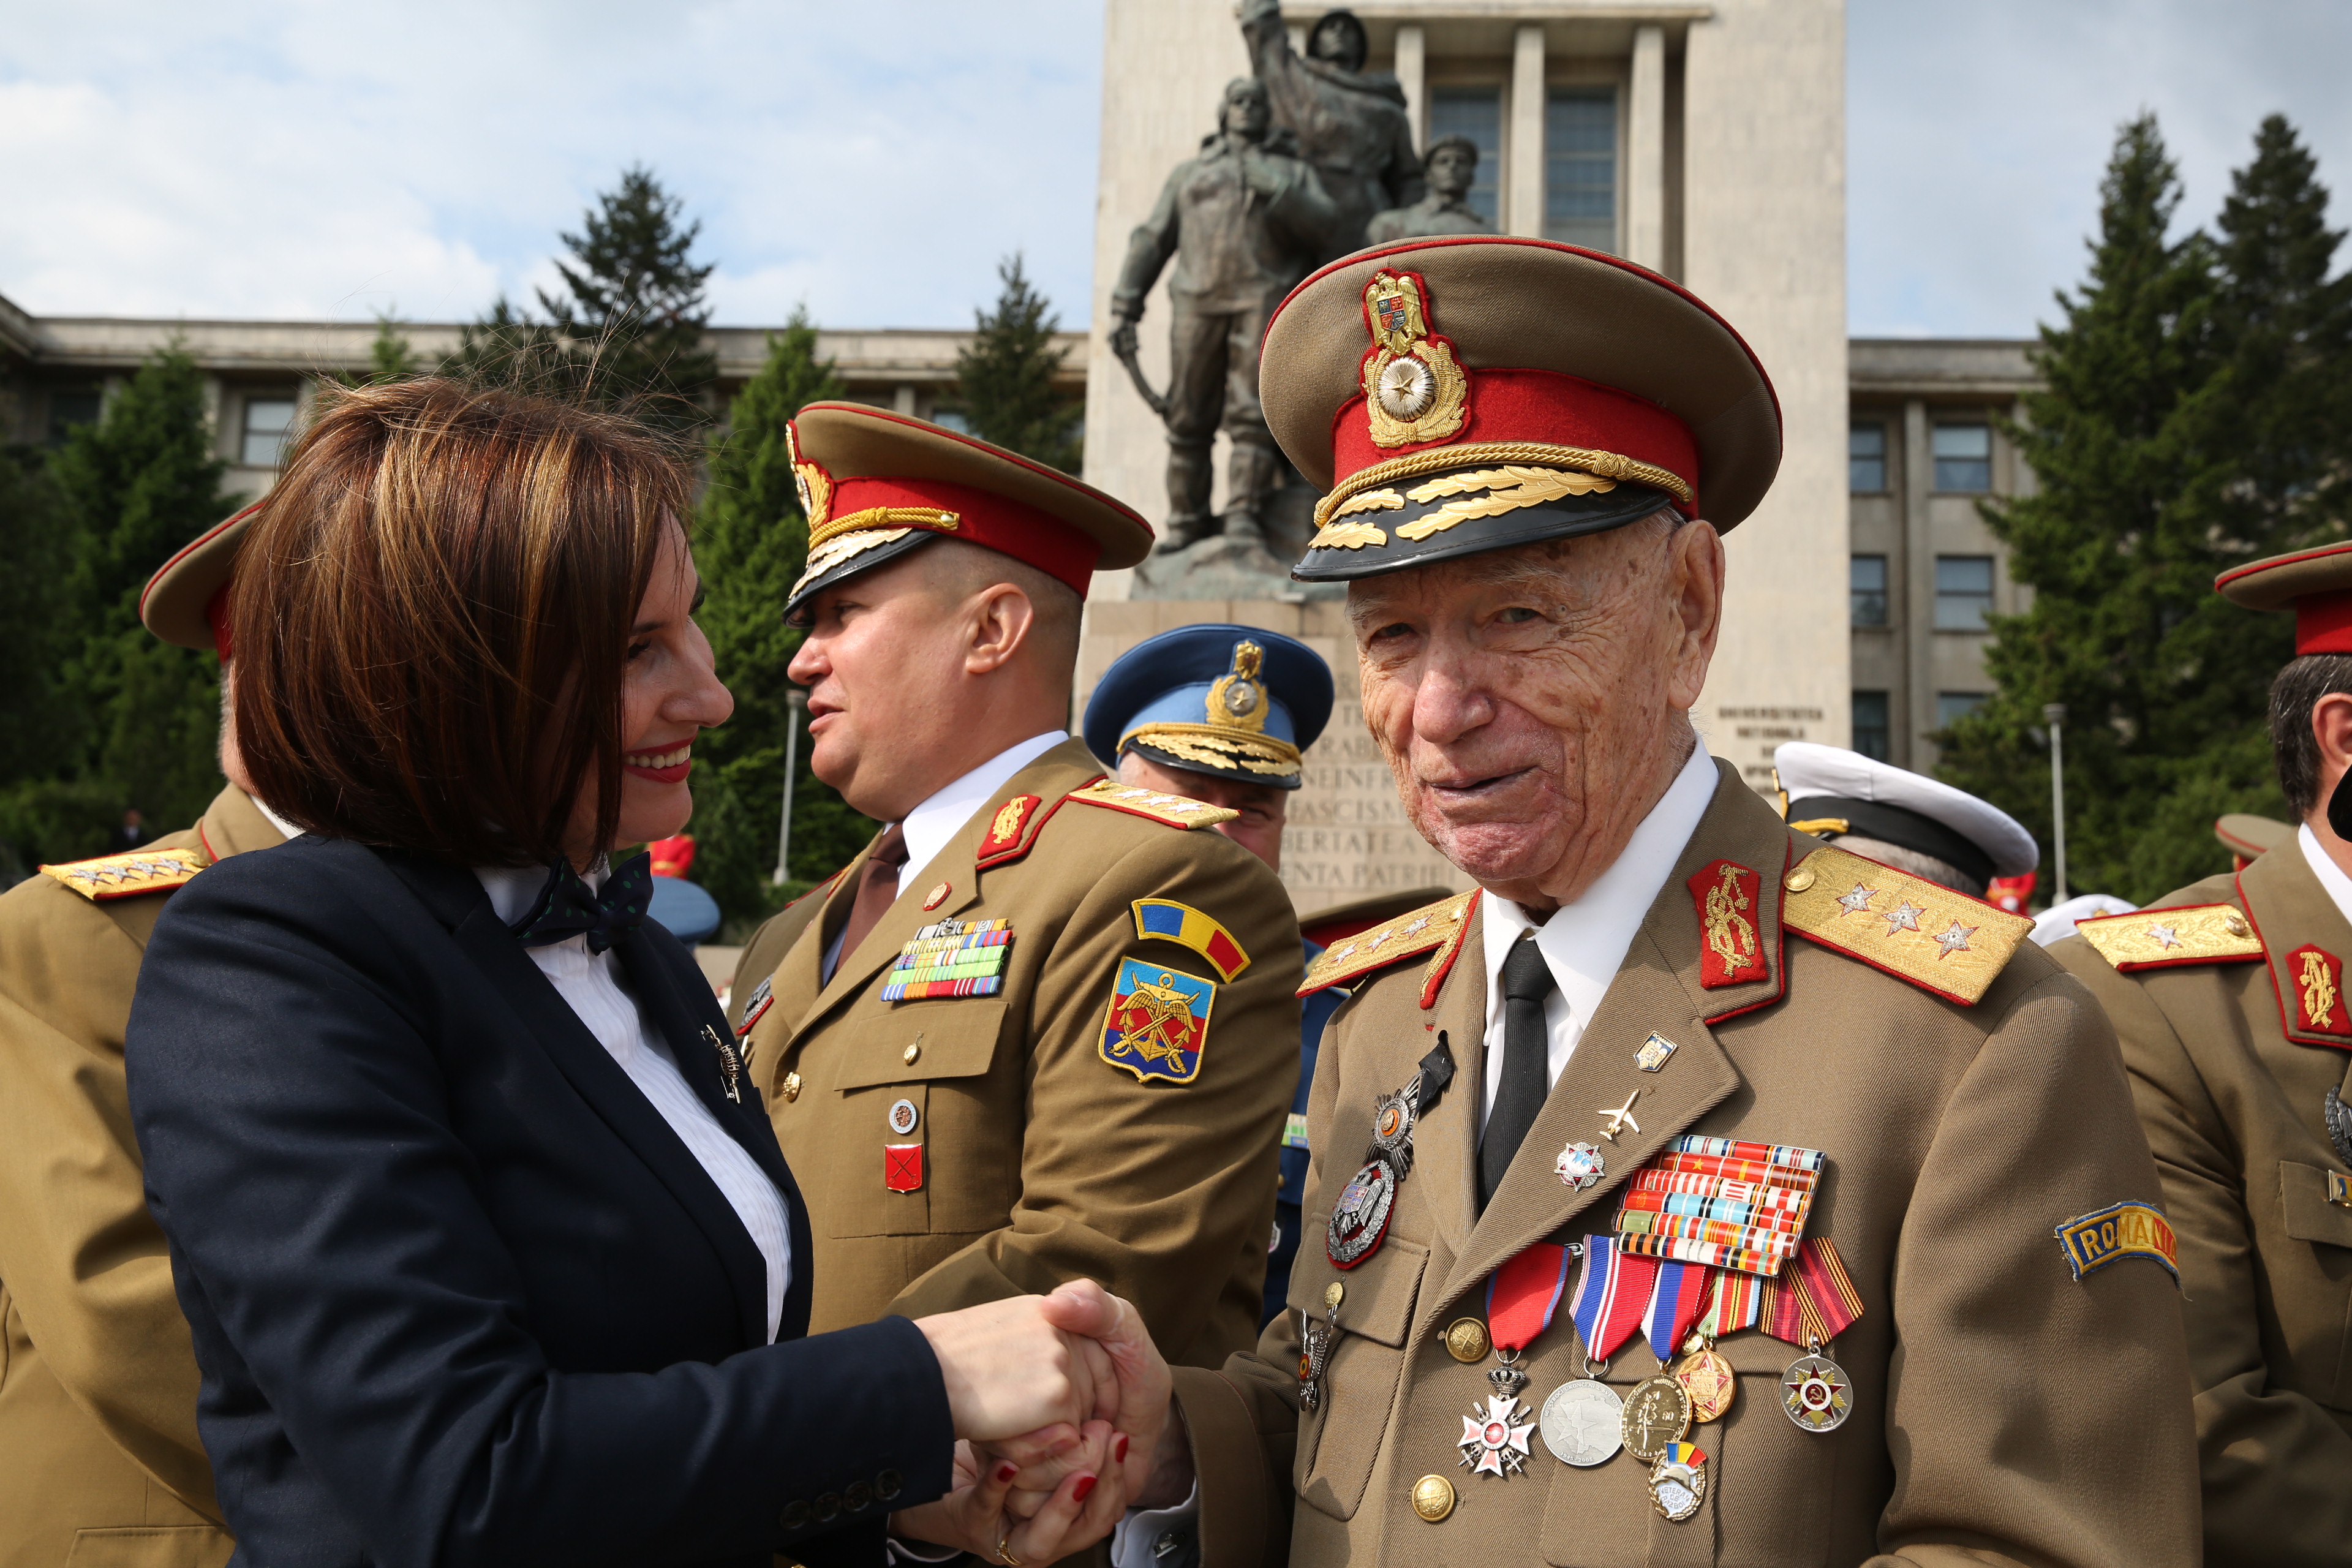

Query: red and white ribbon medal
[1457,1243,1568,1479]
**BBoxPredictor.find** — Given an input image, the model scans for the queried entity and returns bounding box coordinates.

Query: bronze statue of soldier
[1240,0,1422,259]
[1366,135,1493,244]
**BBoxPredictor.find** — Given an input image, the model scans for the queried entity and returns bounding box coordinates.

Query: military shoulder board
[1065,777,1238,830]
[2075,903,2263,972]
[1781,844,2032,1006]
[39,846,208,902]
[1300,888,1478,998]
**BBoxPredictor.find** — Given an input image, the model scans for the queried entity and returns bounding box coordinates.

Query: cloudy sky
[2,1,2346,339]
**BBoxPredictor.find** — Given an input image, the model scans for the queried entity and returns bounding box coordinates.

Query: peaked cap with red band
[1259,236,1781,582]
[783,403,1152,623]
[2215,540,2352,654]
[140,500,264,659]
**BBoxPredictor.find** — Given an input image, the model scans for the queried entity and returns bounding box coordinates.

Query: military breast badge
[1098,958,1215,1085]
[1325,1035,1457,1269]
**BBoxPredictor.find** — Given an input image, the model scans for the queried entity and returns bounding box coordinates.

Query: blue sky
[2,1,2346,338]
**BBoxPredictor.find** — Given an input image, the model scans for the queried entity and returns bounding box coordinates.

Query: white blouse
[475,864,793,1342]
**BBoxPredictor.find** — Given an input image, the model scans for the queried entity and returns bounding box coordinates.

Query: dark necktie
[1480,932,1556,1211]
[832,823,910,976]
[508,852,654,956]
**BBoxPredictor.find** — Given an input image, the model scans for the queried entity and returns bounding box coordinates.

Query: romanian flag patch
[2054,1200,2179,1284]
[1132,898,1251,981]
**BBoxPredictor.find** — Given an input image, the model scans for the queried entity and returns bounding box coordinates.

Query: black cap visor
[1292,477,1678,583]
[783,530,943,626]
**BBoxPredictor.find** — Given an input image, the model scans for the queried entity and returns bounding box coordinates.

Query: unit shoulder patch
[1781,844,2032,1006]
[1301,888,1477,997]
[1132,898,1251,981]
[2054,1200,2179,1284]
[2075,903,2262,972]
[1065,777,1238,831]
[39,846,208,902]
[1099,956,1215,1084]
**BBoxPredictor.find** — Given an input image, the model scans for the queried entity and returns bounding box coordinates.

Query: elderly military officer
[1773,740,2039,897]
[1100,239,2196,1568]
[0,503,287,1567]
[1083,624,1339,1327]
[726,407,1303,1377]
[2050,541,2352,1568]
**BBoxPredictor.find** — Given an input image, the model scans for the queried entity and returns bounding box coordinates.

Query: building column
[1902,398,1934,771]
[1395,24,1427,151]
[893,385,918,417]
[1626,26,1665,268]
[1508,24,1547,237]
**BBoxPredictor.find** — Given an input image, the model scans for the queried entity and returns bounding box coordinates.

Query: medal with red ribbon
[1457,1242,1571,1479]
[1762,1237,1864,1436]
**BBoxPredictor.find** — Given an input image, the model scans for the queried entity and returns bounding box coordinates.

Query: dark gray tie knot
[1502,933,1556,1003]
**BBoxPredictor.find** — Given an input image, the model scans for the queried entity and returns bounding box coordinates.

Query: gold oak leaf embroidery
[1395,466,1621,541]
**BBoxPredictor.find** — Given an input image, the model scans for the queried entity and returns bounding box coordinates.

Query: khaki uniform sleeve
[2052,939,2352,1564]
[0,882,218,1519]
[1873,968,2198,1568]
[883,829,1303,1363]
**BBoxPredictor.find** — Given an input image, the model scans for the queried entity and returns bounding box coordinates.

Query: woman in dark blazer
[124,380,1159,1568]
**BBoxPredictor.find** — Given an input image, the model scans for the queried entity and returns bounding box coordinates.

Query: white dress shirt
[475,864,794,1343]
[2298,823,2352,928]
[821,729,1069,982]
[1474,739,1719,1132]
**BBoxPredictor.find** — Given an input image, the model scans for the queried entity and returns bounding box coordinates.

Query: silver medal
[1325,1156,1398,1268]
[1538,1378,1625,1467]
[1780,1351,1853,1433]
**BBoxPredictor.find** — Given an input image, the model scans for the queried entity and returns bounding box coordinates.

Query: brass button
[845,1481,873,1512]
[1323,1281,1344,1313]
[1783,864,1817,893]
[1442,1317,1490,1363]
[781,1071,803,1103]
[813,1492,841,1523]
[779,1501,811,1532]
[1411,1474,1455,1522]
[875,1468,904,1502]
[903,1042,922,1065]
[2225,913,2251,938]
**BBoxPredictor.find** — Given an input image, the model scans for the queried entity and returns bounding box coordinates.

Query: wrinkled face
[1117,752,1289,871]
[566,519,735,859]
[1428,145,1476,199]
[1222,78,1272,141]
[1347,516,1721,902]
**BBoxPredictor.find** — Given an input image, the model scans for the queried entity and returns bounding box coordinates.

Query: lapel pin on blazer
[701,1025,743,1104]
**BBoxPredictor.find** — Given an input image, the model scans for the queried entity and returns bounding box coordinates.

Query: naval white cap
[1774,741,2039,886]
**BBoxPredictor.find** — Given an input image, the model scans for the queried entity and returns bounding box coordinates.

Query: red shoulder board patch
[974,789,1077,870]
[1689,859,1767,988]
[2286,944,2352,1038]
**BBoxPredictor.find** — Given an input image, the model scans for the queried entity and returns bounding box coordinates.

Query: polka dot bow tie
[508,851,655,955]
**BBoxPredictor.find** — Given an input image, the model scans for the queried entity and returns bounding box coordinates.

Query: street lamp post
[774,690,807,886]
[2043,701,2068,905]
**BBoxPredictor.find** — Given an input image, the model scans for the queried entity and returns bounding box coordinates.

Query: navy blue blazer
[126,835,954,1568]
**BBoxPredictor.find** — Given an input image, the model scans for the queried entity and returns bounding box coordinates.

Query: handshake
[898,1281,1188,1562]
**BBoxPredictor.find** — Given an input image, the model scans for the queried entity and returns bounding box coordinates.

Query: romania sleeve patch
[1781,844,2032,1006]
[2076,903,2263,971]
[1132,898,1251,981]
[39,846,208,902]
[1099,957,1215,1085]
[1300,888,1478,997]
[2054,1200,2179,1284]
[1066,777,1238,831]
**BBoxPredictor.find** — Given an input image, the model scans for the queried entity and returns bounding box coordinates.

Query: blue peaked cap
[1082,624,1335,791]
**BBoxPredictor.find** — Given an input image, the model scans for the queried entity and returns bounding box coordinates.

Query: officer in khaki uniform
[728,405,1302,1371]
[0,504,285,1568]
[2051,541,2352,1568]
[1112,239,2196,1567]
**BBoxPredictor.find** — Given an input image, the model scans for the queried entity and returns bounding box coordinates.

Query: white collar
[2296,823,2352,930]
[1479,738,1720,1038]
[897,731,1068,892]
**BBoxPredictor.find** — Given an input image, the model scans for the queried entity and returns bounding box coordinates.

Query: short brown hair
[2271,654,2352,815]
[231,377,687,866]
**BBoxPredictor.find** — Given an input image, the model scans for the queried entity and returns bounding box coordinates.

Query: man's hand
[1042,1280,1170,1499]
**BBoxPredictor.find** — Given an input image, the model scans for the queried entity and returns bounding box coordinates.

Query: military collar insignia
[2283,943,2351,1040]
[39,845,208,902]
[1689,859,1768,989]
[1779,845,2031,1006]
[735,974,775,1038]
[974,789,1072,870]
[2075,902,2261,971]
[1065,777,1239,831]
[1298,887,1478,997]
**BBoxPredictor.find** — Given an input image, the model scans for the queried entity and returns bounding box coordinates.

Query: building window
[1544,87,1616,251]
[1850,423,1887,492]
[48,389,102,447]
[1430,87,1503,227]
[1850,554,1888,628]
[1932,422,1992,491]
[240,396,298,467]
[1852,691,1891,761]
[927,405,973,435]
[1934,556,1995,630]
[1936,691,1987,729]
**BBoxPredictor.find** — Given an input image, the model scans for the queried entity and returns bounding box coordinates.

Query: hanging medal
[1325,1034,1455,1269]
[1457,1242,1569,1478]
[1761,1237,1864,1434]
[1299,1280,1342,1413]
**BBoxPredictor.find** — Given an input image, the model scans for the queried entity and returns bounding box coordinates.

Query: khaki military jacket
[729,739,1303,1367]
[2050,839,2352,1568]
[0,786,282,1568]
[1172,764,2198,1568]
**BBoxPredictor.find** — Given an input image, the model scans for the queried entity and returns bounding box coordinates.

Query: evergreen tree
[1940,115,2352,902]
[692,311,874,932]
[439,296,568,392]
[0,450,72,790]
[367,312,418,383]
[954,254,1080,471]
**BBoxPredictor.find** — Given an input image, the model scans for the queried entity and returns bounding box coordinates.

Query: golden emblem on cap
[786,422,833,529]
[1360,271,1468,448]
[1409,1474,1456,1523]
[1442,1317,1490,1363]
[1205,641,1269,732]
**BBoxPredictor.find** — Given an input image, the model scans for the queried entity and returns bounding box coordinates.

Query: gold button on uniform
[1324,1281,1344,1312]
[903,1041,922,1065]
[1783,864,1817,893]
[780,1071,803,1103]
[1442,1317,1490,1363]
[1411,1474,1455,1522]
[2225,913,2251,937]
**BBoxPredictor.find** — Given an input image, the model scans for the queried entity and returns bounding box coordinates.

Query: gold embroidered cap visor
[781,402,1153,624]
[1259,236,1780,583]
